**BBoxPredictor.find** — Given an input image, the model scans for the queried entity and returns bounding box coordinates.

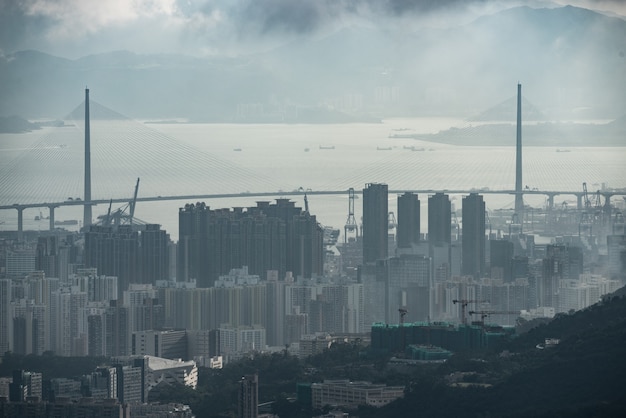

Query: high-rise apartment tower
[461,193,486,277]
[362,183,389,263]
[397,192,420,248]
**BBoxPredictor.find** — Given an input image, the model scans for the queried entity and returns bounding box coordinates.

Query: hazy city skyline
[1,2,625,417]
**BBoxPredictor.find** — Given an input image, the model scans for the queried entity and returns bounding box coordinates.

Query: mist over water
[1,118,624,242]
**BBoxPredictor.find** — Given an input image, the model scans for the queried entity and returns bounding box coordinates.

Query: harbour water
[1,118,624,242]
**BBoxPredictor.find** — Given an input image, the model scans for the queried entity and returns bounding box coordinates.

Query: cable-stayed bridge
[1,97,625,235]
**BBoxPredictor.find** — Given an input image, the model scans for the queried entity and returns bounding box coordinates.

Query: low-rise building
[298,333,332,359]
[311,379,404,409]
[145,355,198,392]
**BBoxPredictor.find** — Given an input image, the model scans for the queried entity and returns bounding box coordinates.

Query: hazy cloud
[1,0,624,57]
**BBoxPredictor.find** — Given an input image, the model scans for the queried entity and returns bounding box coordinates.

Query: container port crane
[99,178,140,227]
[344,188,359,243]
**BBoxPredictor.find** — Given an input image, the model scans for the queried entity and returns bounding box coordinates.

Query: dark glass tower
[397,192,420,248]
[85,225,139,299]
[238,374,259,418]
[140,224,170,285]
[490,239,514,281]
[428,193,451,245]
[362,183,388,263]
[461,193,486,277]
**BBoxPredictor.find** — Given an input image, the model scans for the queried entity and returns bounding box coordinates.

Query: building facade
[397,192,420,249]
[362,183,388,263]
[178,200,323,287]
[461,193,486,278]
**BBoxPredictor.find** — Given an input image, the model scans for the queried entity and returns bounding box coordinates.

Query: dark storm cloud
[238,0,332,35]
[378,0,485,15]
[232,0,488,36]
[0,1,51,52]
[3,0,624,57]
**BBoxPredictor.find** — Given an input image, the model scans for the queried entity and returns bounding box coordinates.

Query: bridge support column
[16,206,24,241]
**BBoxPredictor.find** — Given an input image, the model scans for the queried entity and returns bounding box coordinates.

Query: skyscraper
[238,374,258,418]
[428,193,451,245]
[105,300,129,357]
[397,192,420,248]
[36,236,58,278]
[544,244,583,282]
[140,224,170,285]
[362,183,388,263]
[11,300,45,355]
[264,271,285,346]
[461,193,486,278]
[490,239,515,281]
[85,224,169,297]
[178,200,323,287]
[85,225,139,299]
[607,235,626,281]
[0,279,10,355]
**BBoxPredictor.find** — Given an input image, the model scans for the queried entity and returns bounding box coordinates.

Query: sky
[1,0,625,59]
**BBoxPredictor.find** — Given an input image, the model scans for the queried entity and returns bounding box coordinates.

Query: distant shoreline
[392,120,625,147]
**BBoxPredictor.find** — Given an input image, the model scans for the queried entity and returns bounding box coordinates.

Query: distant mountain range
[0,5,624,126]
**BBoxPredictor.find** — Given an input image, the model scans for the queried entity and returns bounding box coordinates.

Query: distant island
[392,117,626,147]
[0,115,38,133]
[0,115,66,133]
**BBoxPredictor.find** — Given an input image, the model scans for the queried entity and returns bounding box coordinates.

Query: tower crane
[453,299,489,325]
[399,308,408,325]
[399,308,408,352]
[468,310,520,328]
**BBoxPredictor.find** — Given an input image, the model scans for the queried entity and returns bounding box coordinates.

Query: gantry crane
[582,182,592,211]
[344,188,359,243]
[468,310,520,328]
[98,178,140,227]
[129,177,140,225]
[453,299,489,326]
[298,187,312,213]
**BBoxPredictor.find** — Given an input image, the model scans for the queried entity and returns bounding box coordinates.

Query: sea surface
[1,118,624,242]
